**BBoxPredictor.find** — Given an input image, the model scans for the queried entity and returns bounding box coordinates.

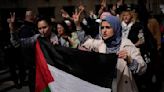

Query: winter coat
[80,38,147,92]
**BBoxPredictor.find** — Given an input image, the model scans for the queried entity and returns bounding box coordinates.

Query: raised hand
[116,0,123,7]
[98,0,107,17]
[78,4,85,12]
[72,5,84,24]
[7,12,15,31]
[72,8,80,24]
[100,0,106,7]
[60,9,70,19]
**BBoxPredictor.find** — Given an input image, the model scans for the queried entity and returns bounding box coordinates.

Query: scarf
[101,16,122,53]
[121,21,134,38]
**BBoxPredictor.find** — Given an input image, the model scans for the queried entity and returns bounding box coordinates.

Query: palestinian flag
[35,37,117,92]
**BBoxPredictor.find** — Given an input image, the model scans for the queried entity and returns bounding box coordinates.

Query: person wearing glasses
[79,15,147,92]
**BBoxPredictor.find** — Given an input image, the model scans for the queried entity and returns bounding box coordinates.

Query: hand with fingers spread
[72,2,84,24]
[72,8,80,24]
[7,12,15,32]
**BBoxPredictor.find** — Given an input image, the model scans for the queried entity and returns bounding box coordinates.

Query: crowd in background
[0,0,164,92]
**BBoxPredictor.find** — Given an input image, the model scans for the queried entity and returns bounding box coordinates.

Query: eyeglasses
[100,26,112,30]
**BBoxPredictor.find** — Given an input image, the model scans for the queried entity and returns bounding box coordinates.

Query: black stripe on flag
[38,37,117,88]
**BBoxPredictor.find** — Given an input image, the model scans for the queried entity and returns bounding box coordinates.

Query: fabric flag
[35,37,117,92]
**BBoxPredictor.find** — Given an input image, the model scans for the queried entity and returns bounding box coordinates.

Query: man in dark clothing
[9,10,37,91]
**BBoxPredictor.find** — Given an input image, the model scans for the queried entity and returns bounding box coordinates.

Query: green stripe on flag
[42,86,51,92]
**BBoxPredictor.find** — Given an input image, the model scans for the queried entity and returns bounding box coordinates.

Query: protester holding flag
[8,13,59,48]
[79,15,147,92]
[8,12,118,92]
[8,13,59,91]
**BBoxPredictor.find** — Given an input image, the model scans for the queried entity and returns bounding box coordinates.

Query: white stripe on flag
[47,64,111,92]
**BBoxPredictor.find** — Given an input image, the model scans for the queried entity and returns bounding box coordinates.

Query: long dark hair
[35,16,52,27]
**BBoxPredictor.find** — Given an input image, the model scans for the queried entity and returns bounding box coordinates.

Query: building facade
[0,0,136,20]
[0,0,163,20]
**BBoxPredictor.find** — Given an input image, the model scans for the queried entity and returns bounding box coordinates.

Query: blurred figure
[19,10,36,38]
[147,14,162,92]
[56,20,80,48]
[18,10,37,92]
[120,5,160,92]
[8,14,59,92]
[50,16,57,34]
[8,14,58,49]
[7,10,37,91]
[147,15,161,50]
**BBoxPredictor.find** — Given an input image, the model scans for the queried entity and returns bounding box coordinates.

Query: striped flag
[35,37,117,92]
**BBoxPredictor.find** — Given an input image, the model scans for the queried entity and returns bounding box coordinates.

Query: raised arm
[98,0,107,17]
[60,8,71,19]
[8,12,39,48]
[72,4,84,24]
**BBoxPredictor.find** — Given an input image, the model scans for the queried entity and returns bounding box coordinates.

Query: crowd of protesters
[0,0,164,92]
